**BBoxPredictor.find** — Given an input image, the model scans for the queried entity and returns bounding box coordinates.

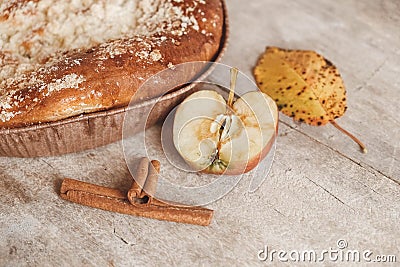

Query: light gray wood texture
[1,0,399,266]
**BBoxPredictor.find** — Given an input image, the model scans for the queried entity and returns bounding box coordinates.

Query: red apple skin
[200,114,279,175]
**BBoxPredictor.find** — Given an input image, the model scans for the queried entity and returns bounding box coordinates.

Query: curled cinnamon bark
[127,157,150,203]
[127,158,161,204]
[141,160,160,199]
[60,158,213,226]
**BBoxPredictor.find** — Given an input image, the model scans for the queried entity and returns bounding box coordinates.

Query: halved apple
[173,89,278,175]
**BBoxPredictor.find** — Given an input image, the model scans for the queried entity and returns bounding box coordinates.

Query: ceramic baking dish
[0,0,229,158]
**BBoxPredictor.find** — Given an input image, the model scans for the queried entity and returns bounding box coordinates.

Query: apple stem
[228,67,239,108]
[330,120,367,153]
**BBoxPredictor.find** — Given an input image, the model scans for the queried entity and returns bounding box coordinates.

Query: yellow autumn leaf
[254,46,366,153]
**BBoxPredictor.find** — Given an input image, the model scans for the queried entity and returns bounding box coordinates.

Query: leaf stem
[330,121,367,153]
[228,67,238,108]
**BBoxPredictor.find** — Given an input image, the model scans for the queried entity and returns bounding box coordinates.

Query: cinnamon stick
[127,159,160,204]
[140,159,160,198]
[60,163,213,226]
[127,157,150,203]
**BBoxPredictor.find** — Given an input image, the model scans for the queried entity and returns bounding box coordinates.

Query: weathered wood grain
[1,0,399,265]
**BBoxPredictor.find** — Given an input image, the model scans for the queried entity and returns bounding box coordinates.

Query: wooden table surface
[1,0,399,266]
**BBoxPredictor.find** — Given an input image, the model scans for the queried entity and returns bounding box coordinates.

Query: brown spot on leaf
[254,46,347,125]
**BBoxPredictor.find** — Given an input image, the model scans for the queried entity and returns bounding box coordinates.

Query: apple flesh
[173,90,278,175]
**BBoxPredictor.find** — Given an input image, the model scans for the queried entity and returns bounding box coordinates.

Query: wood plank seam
[279,120,400,187]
